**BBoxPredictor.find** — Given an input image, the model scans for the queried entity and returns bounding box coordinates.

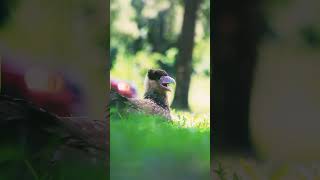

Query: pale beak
[159,75,176,91]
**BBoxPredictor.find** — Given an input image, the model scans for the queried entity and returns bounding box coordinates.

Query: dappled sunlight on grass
[171,110,210,129]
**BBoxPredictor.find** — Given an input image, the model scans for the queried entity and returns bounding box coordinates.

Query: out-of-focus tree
[171,0,203,110]
[110,0,210,111]
[213,0,265,153]
[144,0,180,54]
[199,0,210,38]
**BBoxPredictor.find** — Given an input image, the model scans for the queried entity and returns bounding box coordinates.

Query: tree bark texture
[172,0,202,110]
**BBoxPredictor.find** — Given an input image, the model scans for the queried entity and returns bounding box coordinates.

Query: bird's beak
[159,75,176,91]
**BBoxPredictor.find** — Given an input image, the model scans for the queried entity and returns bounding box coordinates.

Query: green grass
[110,110,210,180]
[0,148,108,180]
[171,109,210,129]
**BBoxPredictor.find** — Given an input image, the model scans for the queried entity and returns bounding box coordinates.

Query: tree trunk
[172,0,202,110]
[213,0,264,154]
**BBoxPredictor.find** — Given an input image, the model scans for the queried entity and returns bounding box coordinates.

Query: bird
[109,69,176,120]
[0,95,108,179]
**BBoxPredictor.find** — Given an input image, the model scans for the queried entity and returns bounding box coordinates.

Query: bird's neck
[143,90,169,110]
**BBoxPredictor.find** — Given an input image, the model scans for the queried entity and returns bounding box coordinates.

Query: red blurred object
[1,57,84,117]
[110,79,137,98]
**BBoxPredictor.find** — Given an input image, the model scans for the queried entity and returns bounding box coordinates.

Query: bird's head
[144,69,176,94]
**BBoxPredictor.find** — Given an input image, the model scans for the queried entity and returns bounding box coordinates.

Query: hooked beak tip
[160,75,175,91]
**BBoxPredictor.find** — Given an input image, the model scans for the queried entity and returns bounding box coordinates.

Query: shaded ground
[213,154,320,180]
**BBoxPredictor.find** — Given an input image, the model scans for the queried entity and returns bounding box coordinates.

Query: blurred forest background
[0,0,107,120]
[213,0,320,179]
[110,0,210,113]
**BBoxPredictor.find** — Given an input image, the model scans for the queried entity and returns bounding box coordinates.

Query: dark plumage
[109,69,176,120]
[0,95,107,165]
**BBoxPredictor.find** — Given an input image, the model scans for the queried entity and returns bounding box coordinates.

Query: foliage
[110,109,210,180]
[110,0,210,54]
[199,0,210,38]
[193,38,211,75]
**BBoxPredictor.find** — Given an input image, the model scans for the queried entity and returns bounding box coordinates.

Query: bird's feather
[0,95,107,165]
[109,69,174,120]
